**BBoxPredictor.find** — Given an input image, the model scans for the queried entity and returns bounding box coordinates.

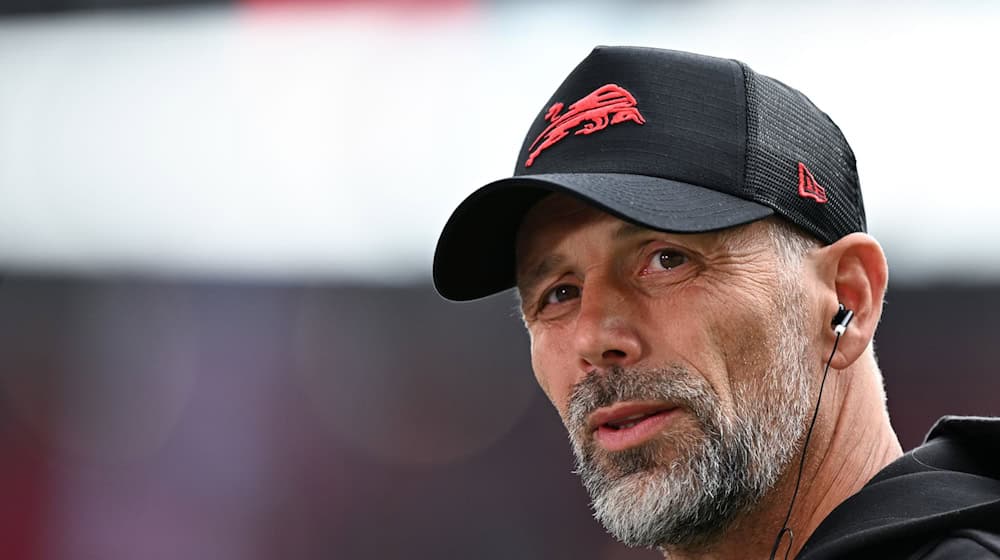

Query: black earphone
[831,304,854,336]
[769,303,854,560]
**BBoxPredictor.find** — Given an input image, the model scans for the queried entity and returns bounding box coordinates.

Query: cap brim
[433,172,774,301]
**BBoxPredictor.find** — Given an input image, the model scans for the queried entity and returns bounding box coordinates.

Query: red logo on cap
[524,84,646,167]
[797,162,828,203]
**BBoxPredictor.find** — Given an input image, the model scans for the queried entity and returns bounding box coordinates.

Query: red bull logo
[525,84,646,168]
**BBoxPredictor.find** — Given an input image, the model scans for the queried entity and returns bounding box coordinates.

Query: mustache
[566,365,720,437]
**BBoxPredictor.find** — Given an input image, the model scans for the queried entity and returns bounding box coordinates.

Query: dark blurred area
[0,0,477,17]
[0,276,995,560]
[0,0,219,16]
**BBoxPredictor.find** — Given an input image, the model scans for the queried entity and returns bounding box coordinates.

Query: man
[432,47,1000,559]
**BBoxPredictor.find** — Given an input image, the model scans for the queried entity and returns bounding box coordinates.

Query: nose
[573,275,645,373]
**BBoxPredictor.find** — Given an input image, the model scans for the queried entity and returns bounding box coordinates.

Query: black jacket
[798,416,1000,559]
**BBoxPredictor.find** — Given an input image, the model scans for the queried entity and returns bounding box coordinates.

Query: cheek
[666,286,771,407]
[707,295,783,396]
[646,293,730,389]
[529,353,552,402]
[528,328,575,415]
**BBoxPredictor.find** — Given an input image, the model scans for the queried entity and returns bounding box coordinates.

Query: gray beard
[565,312,813,550]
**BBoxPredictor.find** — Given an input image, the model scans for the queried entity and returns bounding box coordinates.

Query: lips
[604,411,659,430]
[588,402,679,452]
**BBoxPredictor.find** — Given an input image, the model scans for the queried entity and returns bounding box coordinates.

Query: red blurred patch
[242,0,472,10]
[0,429,50,560]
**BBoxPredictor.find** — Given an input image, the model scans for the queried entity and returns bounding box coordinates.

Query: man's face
[515,194,819,549]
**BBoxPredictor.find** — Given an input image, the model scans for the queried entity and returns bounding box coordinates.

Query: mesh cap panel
[741,63,866,244]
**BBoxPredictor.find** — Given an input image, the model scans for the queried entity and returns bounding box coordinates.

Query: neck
[660,355,903,560]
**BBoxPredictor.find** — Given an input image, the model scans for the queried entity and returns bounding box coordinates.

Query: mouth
[587,402,679,452]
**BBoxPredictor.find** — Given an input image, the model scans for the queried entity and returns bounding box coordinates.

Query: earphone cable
[768,331,843,560]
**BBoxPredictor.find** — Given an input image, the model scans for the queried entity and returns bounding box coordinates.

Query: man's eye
[542,284,580,307]
[649,249,688,271]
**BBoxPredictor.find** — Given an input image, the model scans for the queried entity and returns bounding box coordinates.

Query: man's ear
[815,233,888,369]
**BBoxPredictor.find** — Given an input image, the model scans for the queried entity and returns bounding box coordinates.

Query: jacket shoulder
[914,529,1000,559]
[797,416,1000,560]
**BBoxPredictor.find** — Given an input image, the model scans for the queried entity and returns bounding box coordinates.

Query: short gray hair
[763,217,821,267]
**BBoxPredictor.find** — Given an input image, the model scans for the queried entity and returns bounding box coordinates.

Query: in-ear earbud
[831,304,854,336]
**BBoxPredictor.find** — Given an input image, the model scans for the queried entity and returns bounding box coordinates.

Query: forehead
[515,192,759,255]
[515,194,622,267]
[518,193,613,240]
[513,194,782,293]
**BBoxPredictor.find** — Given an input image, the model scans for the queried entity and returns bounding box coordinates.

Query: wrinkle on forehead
[518,221,655,290]
[515,195,609,276]
[516,194,606,246]
[515,193,774,276]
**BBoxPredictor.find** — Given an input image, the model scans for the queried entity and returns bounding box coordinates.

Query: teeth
[607,413,653,430]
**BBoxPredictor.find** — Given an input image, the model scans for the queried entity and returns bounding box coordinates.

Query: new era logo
[797,162,828,203]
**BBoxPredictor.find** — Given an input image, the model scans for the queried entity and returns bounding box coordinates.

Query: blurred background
[0,1,998,559]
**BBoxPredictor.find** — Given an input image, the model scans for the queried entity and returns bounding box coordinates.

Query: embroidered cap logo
[524,84,646,167]
[797,162,828,203]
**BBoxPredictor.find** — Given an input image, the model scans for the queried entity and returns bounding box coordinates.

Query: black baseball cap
[434,46,866,301]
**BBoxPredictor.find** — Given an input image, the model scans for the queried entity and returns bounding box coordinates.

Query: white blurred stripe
[0,1,997,282]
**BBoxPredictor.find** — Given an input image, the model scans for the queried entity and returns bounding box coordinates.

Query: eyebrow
[612,221,650,241]
[517,222,665,294]
[518,254,566,299]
